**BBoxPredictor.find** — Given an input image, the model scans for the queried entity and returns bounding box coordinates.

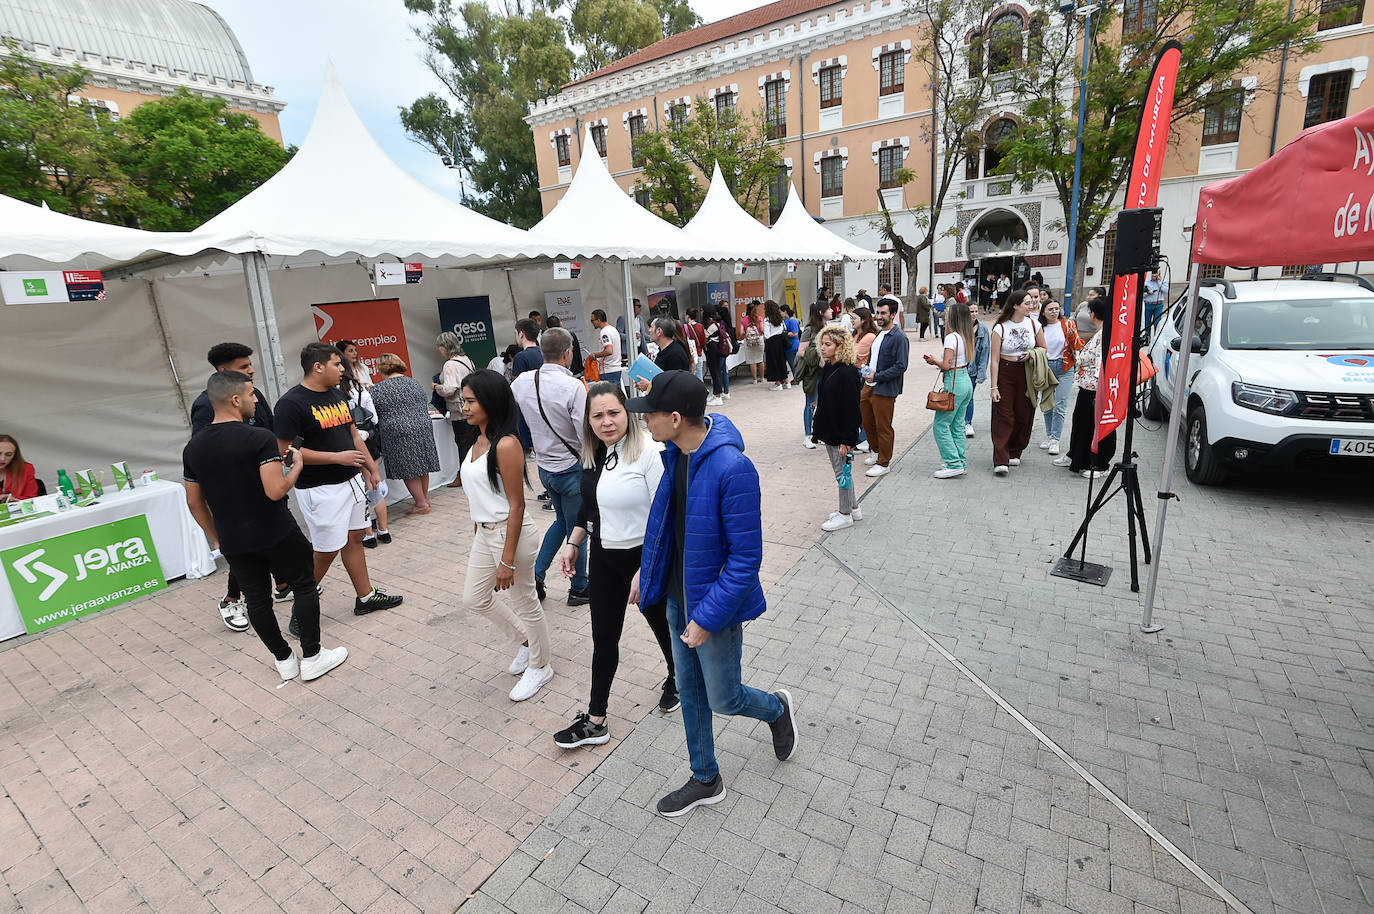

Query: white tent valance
[0,195,209,269]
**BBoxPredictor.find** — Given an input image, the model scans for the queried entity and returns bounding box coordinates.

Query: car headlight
[1231,382,1298,415]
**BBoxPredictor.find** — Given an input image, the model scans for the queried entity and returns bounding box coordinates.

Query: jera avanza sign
[1,515,166,633]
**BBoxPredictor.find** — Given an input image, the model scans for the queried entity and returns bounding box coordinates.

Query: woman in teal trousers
[923,301,976,478]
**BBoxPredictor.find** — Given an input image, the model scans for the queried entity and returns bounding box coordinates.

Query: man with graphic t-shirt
[590,309,623,385]
[183,371,348,683]
[273,342,402,619]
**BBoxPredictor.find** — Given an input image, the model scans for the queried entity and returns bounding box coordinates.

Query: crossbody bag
[533,369,581,461]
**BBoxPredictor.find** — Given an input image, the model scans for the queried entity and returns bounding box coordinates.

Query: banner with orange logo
[311,299,412,383]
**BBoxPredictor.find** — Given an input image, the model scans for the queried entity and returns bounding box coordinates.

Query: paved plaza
[2,330,1371,914]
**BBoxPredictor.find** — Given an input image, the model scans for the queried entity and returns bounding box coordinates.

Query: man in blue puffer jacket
[628,371,798,818]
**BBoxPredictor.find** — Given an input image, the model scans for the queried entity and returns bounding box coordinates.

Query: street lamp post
[1062,2,1097,308]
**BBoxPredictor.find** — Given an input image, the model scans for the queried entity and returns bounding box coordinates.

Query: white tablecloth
[381,416,460,506]
[0,481,215,641]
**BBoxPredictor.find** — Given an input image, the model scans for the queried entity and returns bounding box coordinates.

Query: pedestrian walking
[590,309,625,387]
[738,301,765,383]
[369,354,442,513]
[783,305,801,383]
[965,301,991,438]
[794,323,822,450]
[762,300,790,390]
[811,327,863,531]
[1054,296,1116,478]
[703,308,730,404]
[338,351,390,546]
[858,298,909,478]
[459,369,555,702]
[684,309,709,384]
[923,301,976,479]
[988,290,1047,476]
[913,286,931,340]
[1037,300,1084,457]
[552,382,679,749]
[628,371,798,817]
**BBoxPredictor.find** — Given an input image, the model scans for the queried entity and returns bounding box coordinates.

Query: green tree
[0,44,131,218]
[997,0,1319,293]
[567,0,702,76]
[112,90,292,231]
[631,101,784,226]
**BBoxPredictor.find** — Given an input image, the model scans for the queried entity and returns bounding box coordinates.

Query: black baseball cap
[624,370,707,417]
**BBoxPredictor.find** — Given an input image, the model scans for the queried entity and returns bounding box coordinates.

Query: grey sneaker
[656,775,725,818]
[769,690,798,761]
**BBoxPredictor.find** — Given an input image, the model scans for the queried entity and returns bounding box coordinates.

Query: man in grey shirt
[512,328,590,605]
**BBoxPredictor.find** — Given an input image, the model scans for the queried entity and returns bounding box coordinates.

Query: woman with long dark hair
[988,290,1046,476]
[1037,298,1084,455]
[703,307,730,404]
[336,346,389,544]
[738,301,765,383]
[923,300,976,478]
[797,303,829,446]
[552,382,679,749]
[458,369,554,702]
[763,299,790,390]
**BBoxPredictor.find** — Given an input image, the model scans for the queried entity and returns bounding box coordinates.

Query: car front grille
[1293,391,1374,421]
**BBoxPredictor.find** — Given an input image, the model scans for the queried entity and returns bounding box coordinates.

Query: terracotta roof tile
[568,0,844,87]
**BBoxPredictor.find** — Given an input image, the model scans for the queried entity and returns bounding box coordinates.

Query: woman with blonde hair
[810,326,864,532]
[923,299,976,478]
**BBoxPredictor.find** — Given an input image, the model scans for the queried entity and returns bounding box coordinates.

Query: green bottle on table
[56,469,76,500]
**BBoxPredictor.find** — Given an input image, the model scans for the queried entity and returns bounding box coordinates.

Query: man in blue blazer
[859,295,910,477]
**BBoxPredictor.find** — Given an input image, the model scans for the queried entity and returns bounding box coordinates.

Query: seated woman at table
[0,435,39,502]
[369,353,442,515]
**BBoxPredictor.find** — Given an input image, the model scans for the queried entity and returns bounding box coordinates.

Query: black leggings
[224,527,321,661]
[1067,387,1117,471]
[706,351,726,396]
[588,541,674,718]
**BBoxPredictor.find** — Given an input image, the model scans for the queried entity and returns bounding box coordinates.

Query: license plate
[1329,438,1374,456]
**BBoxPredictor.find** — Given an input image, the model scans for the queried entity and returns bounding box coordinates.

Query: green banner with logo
[1,515,166,633]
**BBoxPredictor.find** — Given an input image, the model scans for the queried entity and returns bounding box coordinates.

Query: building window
[1201,86,1243,145]
[1102,227,1118,280]
[819,65,842,109]
[988,13,1024,73]
[590,124,607,157]
[1280,264,1312,276]
[634,188,652,209]
[983,118,1016,177]
[765,78,787,138]
[1028,15,1046,65]
[1122,0,1157,34]
[878,249,903,296]
[1305,70,1352,127]
[879,51,905,96]
[878,147,904,188]
[968,36,983,79]
[1319,0,1364,29]
[820,156,844,198]
[715,91,736,118]
[555,134,570,167]
[822,262,844,296]
[1200,263,1226,279]
[628,115,646,167]
[768,167,789,223]
[670,102,689,130]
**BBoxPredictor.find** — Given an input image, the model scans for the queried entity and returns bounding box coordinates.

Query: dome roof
[0,0,255,85]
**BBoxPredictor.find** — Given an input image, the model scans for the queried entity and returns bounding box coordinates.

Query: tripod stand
[1054,271,1153,591]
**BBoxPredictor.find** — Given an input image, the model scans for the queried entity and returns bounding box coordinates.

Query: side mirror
[1169,334,1203,353]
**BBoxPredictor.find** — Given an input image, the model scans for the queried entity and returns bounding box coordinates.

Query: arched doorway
[966,209,1031,302]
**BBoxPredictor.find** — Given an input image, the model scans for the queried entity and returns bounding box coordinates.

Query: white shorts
[296,478,368,552]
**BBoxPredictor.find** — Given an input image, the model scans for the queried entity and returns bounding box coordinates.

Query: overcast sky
[199,0,752,201]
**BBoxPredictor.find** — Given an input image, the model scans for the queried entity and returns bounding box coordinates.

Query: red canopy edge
[1193,104,1374,267]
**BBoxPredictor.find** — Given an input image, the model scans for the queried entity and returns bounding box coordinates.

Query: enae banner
[1095,42,1182,451]
[312,299,412,382]
[437,296,497,372]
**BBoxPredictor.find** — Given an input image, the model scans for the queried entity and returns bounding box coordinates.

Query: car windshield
[1221,296,1374,350]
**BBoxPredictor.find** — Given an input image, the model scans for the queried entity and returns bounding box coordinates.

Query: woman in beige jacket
[433,331,477,484]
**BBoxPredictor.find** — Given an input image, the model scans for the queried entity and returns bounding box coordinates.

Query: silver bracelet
[499,560,516,570]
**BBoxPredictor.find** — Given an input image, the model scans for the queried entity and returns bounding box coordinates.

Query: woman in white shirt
[1037,299,1084,455]
[923,301,977,478]
[552,383,677,749]
[988,290,1047,476]
[459,369,554,703]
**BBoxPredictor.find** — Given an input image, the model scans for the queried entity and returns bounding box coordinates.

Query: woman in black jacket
[811,325,864,532]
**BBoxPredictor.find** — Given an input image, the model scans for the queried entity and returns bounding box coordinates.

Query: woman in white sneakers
[811,326,864,531]
[458,369,554,702]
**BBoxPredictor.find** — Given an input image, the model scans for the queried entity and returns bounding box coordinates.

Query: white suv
[1143,274,1374,485]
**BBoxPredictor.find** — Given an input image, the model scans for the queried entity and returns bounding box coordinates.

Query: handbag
[1137,351,1158,384]
[926,370,956,412]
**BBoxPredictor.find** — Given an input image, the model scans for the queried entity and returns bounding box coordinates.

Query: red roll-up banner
[1094,42,1182,451]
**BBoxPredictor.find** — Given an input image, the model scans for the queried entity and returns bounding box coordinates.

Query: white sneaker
[1039,439,1052,450]
[274,651,299,682]
[1052,454,1073,467]
[784,382,792,390]
[994,465,1009,476]
[802,437,817,449]
[965,424,975,438]
[933,467,966,479]
[864,455,880,466]
[865,464,890,478]
[218,598,248,633]
[821,512,854,532]
[508,644,530,676]
[1082,469,1108,480]
[1008,458,1021,467]
[301,646,348,682]
[851,504,863,521]
[770,384,784,391]
[855,441,870,453]
[706,396,724,406]
[1048,439,1061,455]
[510,665,554,701]
[722,392,731,400]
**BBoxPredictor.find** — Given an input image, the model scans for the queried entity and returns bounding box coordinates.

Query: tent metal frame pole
[242,251,288,405]
[621,258,635,392]
[143,278,191,429]
[765,261,774,302]
[1140,263,1202,632]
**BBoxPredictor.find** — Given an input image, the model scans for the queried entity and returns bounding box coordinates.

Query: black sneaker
[658,679,680,714]
[656,775,725,818]
[273,585,293,603]
[567,588,590,607]
[537,492,550,501]
[542,502,554,511]
[362,535,378,549]
[354,589,403,616]
[769,690,797,761]
[535,579,546,602]
[288,614,300,638]
[377,531,392,544]
[553,713,609,749]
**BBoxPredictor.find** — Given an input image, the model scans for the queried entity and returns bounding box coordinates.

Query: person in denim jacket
[964,300,991,438]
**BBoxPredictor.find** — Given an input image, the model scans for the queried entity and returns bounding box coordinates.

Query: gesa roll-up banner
[1094,42,1182,452]
[436,296,497,372]
[312,299,412,382]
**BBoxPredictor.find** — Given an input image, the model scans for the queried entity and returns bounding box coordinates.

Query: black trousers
[706,351,726,396]
[1067,387,1117,471]
[451,419,479,464]
[224,527,321,661]
[764,335,789,383]
[588,541,674,718]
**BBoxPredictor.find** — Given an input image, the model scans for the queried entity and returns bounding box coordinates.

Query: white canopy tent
[0,194,208,270]
[683,164,822,262]
[769,185,888,263]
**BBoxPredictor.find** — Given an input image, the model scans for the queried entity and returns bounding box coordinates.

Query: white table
[0,481,216,641]
[381,415,460,506]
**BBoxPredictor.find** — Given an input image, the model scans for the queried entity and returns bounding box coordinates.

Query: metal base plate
[1051,557,1113,587]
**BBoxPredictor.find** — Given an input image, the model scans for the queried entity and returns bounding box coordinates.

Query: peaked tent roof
[191,65,549,263]
[682,163,821,261]
[0,192,208,268]
[768,185,887,261]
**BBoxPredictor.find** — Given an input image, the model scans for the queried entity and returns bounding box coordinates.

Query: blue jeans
[965,380,978,426]
[785,349,798,378]
[1044,359,1074,439]
[535,465,587,592]
[667,596,782,783]
[1143,301,1163,337]
[803,391,817,436]
[601,371,621,386]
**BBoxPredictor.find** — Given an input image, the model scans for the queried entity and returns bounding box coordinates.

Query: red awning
[1192,104,1374,267]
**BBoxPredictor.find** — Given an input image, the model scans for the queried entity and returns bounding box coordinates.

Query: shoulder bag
[533,369,582,461]
[925,342,958,412]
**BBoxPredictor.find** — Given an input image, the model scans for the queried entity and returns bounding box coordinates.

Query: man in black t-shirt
[184,371,348,683]
[273,343,403,618]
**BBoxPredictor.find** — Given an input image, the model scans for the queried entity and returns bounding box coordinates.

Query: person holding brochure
[634,317,692,391]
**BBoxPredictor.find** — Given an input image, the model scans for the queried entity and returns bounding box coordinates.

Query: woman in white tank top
[458,369,554,702]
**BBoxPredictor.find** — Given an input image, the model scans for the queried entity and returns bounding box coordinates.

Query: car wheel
[1184,405,1227,485]
[1142,376,1166,421]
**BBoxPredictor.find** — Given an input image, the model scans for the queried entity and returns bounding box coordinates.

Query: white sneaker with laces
[510,665,554,701]
[802,437,817,449]
[1039,439,1052,450]
[994,465,1009,476]
[865,464,890,478]
[864,455,880,466]
[508,644,530,676]
[1082,469,1107,480]
[933,467,966,479]
[274,652,299,682]
[821,512,854,532]
[1008,458,1021,467]
[851,504,863,521]
[855,441,870,453]
[1053,454,1073,467]
[706,396,724,406]
[1048,439,1061,455]
[301,646,348,681]
[219,598,248,633]
[770,383,784,391]
[965,424,975,438]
